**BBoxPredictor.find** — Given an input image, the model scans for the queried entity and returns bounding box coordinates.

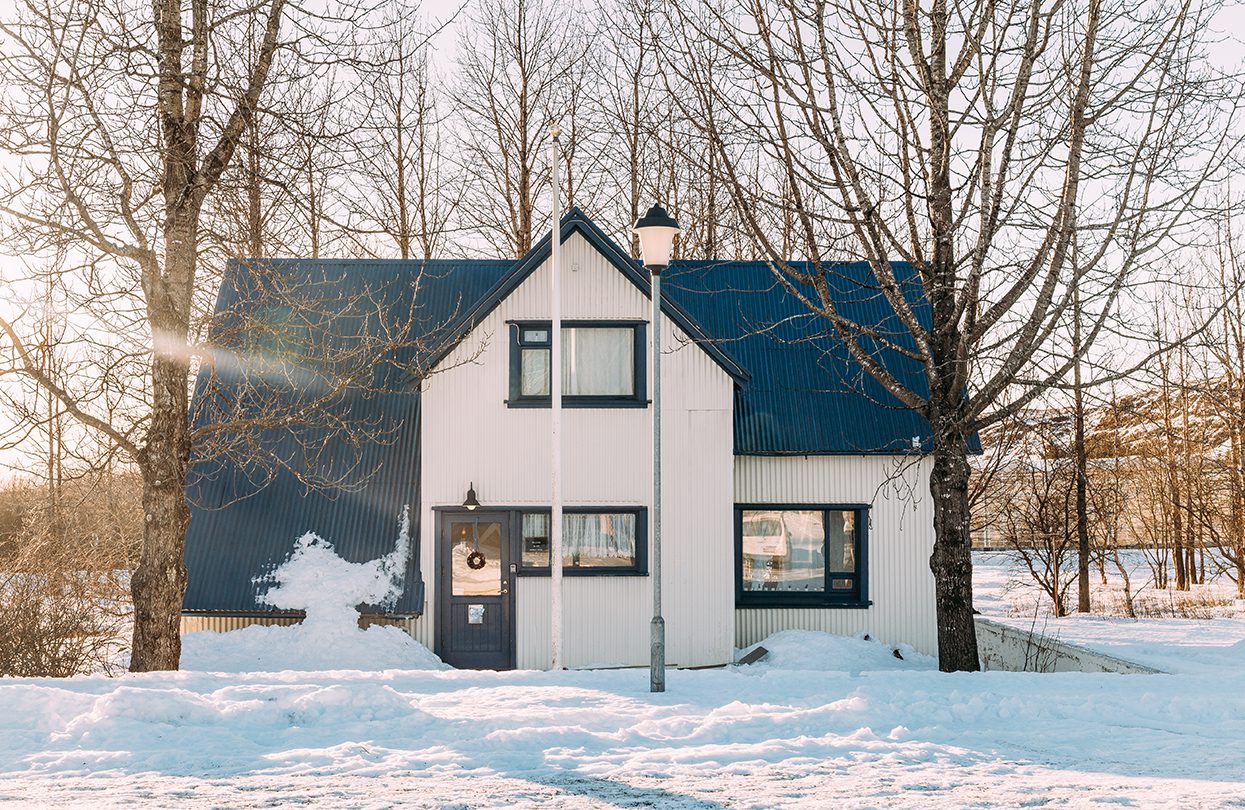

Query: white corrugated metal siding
[421,232,735,669]
[733,455,938,655]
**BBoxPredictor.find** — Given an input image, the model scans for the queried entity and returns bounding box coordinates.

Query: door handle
[501,586,509,595]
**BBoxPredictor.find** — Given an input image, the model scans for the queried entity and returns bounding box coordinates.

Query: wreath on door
[466,550,487,570]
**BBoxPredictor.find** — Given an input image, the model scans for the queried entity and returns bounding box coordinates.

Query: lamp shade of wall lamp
[633,204,680,272]
[463,483,480,511]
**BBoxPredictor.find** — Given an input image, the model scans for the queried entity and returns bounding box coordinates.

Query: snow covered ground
[1,550,1244,807]
[975,550,1245,675]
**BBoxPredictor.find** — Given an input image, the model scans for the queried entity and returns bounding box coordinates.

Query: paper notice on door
[467,604,485,624]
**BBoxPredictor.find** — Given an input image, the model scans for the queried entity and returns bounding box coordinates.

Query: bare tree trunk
[1112,545,1136,618]
[1074,289,1092,612]
[130,348,191,671]
[930,421,980,670]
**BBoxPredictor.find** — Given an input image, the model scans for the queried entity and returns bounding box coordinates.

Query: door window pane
[522,511,637,568]
[740,510,825,592]
[451,521,502,596]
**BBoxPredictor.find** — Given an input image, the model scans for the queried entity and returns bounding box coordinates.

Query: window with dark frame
[517,507,648,575]
[735,506,868,607]
[508,321,647,407]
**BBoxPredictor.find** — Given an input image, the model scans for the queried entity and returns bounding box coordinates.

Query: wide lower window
[518,508,647,575]
[509,321,646,407]
[736,506,868,606]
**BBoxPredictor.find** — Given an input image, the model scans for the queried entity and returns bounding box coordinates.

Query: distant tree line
[974,212,1245,616]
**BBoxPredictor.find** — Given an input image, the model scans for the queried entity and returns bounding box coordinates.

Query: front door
[438,513,513,669]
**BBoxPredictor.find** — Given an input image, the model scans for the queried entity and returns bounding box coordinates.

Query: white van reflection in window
[741,510,825,592]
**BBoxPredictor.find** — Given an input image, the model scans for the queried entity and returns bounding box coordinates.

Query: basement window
[735,505,869,607]
[508,321,647,408]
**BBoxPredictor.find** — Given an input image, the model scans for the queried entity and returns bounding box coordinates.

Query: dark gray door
[438,513,513,669]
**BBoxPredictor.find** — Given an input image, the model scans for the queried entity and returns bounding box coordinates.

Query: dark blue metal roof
[184,259,512,614]
[661,259,936,455]
[185,219,954,615]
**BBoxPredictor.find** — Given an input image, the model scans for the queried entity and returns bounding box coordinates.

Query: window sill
[517,568,649,578]
[506,398,650,409]
[736,600,873,610]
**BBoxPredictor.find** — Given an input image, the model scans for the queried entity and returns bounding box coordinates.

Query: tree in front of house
[653,0,1242,669]
[0,0,458,671]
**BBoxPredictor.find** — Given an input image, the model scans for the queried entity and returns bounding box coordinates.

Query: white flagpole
[549,126,564,671]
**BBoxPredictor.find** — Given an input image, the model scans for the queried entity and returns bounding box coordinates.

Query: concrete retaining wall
[975,617,1162,674]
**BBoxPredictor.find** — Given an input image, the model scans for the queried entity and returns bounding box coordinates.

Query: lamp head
[633,204,680,272]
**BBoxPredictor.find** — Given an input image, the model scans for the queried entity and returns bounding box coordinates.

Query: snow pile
[7,637,1245,807]
[180,620,445,673]
[740,629,935,673]
[181,507,447,672]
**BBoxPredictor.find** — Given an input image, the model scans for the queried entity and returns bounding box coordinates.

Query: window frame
[515,506,649,577]
[506,320,648,408]
[734,503,871,608]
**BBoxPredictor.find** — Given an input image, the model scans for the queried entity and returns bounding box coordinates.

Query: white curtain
[524,512,637,565]
[520,348,551,396]
[563,512,636,561]
[563,328,633,396]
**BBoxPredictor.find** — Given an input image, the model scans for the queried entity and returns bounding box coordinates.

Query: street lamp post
[633,204,680,694]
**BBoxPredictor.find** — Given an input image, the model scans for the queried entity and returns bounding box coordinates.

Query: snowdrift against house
[182,509,447,673]
[740,630,935,674]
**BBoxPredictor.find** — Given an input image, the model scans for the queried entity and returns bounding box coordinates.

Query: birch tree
[657,0,1242,669]
[346,10,461,260]
[0,0,403,670]
[455,0,588,257]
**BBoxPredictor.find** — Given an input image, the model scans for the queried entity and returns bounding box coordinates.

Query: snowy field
[974,550,1245,674]
[1,548,1244,807]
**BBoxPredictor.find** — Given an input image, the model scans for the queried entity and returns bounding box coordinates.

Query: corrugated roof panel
[661,259,936,456]
[184,392,423,613]
[184,259,513,614]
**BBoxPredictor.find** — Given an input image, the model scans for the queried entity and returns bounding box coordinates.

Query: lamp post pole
[649,261,665,693]
[550,126,564,671]
[633,204,679,694]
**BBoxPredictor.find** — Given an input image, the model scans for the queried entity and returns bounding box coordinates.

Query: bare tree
[1002,443,1077,618]
[1165,202,1245,597]
[0,0,420,670]
[1210,210,1245,596]
[344,8,462,259]
[1094,390,1137,617]
[1072,286,1092,612]
[594,0,660,254]
[0,470,140,677]
[454,0,587,257]
[656,0,1241,669]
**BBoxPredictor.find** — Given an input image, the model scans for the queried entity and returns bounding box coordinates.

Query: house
[182,209,939,670]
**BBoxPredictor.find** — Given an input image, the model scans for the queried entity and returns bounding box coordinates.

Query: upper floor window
[735,506,869,607]
[509,321,647,408]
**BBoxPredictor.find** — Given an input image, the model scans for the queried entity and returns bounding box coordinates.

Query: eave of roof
[419,208,750,385]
